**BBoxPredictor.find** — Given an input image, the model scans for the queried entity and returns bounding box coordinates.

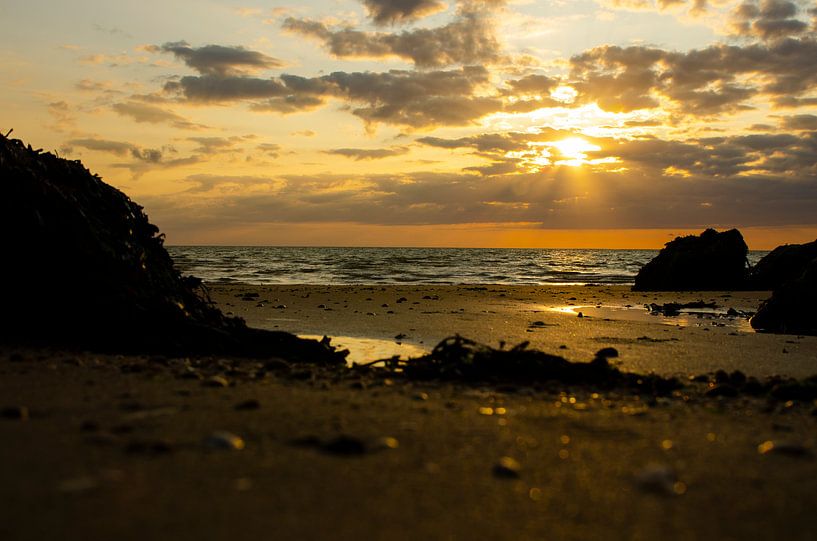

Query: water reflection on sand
[546,305,755,332]
[300,334,428,366]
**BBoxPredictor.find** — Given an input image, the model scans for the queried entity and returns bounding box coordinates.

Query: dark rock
[748,240,817,290]
[633,229,749,291]
[0,133,346,363]
[595,347,619,359]
[751,258,817,335]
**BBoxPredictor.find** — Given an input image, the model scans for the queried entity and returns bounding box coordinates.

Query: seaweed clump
[0,132,344,363]
[369,336,682,395]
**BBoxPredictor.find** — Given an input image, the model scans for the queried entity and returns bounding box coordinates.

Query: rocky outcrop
[751,258,817,335]
[0,132,344,362]
[747,240,817,290]
[633,229,749,291]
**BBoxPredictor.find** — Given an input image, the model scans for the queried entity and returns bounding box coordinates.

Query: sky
[2,0,817,248]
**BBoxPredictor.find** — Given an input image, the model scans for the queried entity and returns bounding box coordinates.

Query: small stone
[757,440,812,458]
[204,431,245,451]
[577,312,584,318]
[204,375,229,388]
[413,392,429,401]
[493,456,522,478]
[1,406,29,421]
[274,304,287,309]
[374,436,400,450]
[634,463,682,495]
[322,435,367,456]
[235,399,260,411]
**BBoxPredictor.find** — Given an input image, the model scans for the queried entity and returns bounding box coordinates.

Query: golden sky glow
[1,0,816,248]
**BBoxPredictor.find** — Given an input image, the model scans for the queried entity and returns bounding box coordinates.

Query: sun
[550,137,601,167]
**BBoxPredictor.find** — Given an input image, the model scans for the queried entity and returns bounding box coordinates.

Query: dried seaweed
[361,335,682,395]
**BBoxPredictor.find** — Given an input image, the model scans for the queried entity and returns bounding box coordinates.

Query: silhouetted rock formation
[747,240,817,290]
[633,229,749,291]
[0,132,344,362]
[751,258,817,335]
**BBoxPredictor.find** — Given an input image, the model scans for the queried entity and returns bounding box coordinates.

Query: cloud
[324,146,410,160]
[66,138,163,163]
[157,41,283,75]
[165,65,500,128]
[362,0,448,25]
[282,11,501,68]
[112,101,207,129]
[187,136,248,154]
[569,37,817,113]
[256,143,282,157]
[782,114,817,130]
[731,0,809,39]
[142,153,817,232]
[164,74,290,102]
[417,127,817,179]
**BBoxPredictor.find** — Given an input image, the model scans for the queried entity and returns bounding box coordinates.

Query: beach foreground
[2,285,817,540]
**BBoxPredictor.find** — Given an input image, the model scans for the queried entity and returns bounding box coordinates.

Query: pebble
[322,435,367,455]
[757,440,812,458]
[493,456,522,478]
[204,431,245,451]
[374,436,400,450]
[204,375,229,388]
[1,406,29,420]
[235,399,261,411]
[634,463,685,495]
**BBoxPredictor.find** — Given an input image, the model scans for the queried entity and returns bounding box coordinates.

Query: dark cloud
[164,75,289,102]
[112,101,206,129]
[570,37,817,113]
[782,114,817,130]
[187,136,247,155]
[256,143,282,157]
[324,147,410,160]
[362,0,448,25]
[182,174,275,193]
[731,0,809,39]
[281,12,501,68]
[321,66,500,127]
[164,65,499,128]
[67,138,134,156]
[157,41,283,75]
[142,157,817,232]
[66,138,163,163]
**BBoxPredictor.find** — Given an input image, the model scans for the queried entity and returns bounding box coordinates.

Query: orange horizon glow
[163,223,817,251]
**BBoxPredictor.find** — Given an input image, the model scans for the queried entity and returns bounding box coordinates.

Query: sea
[167,247,769,286]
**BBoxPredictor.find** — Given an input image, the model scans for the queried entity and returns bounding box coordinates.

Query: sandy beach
[2,285,816,540]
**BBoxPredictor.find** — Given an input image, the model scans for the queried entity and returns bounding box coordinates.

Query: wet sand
[211,284,817,378]
[2,285,817,541]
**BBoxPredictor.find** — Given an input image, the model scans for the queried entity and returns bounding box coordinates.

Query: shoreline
[207,284,815,379]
